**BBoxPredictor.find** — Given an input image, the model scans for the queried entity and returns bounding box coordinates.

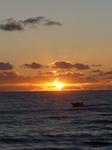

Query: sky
[0,0,112,91]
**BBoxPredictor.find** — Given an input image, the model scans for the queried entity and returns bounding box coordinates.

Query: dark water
[0,90,112,150]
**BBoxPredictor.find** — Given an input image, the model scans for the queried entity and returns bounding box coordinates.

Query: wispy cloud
[0,16,62,31]
[92,69,102,73]
[21,16,44,25]
[0,62,14,70]
[92,64,102,67]
[44,20,62,26]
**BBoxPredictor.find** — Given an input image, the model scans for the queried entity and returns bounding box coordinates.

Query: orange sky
[0,1,112,91]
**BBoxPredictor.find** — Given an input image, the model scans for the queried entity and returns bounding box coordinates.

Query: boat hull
[71,102,84,107]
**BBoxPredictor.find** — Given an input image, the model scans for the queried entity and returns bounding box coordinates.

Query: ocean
[0,90,112,150]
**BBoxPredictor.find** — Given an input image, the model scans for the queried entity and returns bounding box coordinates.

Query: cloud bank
[0,60,112,91]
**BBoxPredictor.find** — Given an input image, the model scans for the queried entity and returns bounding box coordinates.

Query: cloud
[0,70,98,86]
[84,76,98,83]
[21,17,62,26]
[0,71,19,78]
[21,16,44,25]
[92,69,101,73]
[50,60,73,69]
[0,71,20,85]
[21,62,43,69]
[92,64,102,67]
[105,76,112,80]
[0,16,62,31]
[0,62,14,70]
[74,63,90,70]
[105,71,112,75]
[38,71,54,76]
[0,21,23,31]
[0,70,56,85]
[44,20,62,26]
[58,71,84,78]
[57,71,98,84]
[49,60,90,70]
[97,70,112,77]
[2,69,112,91]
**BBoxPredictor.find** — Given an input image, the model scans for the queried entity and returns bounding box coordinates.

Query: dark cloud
[21,16,44,25]
[0,71,19,78]
[0,71,55,85]
[0,62,13,70]
[21,16,62,26]
[21,62,43,69]
[50,61,90,70]
[0,21,23,31]
[50,60,73,69]
[74,63,90,70]
[105,71,112,75]
[92,64,102,67]
[92,69,101,73]
[0,71,21,85]
[97,70,112,77]
[0,16,62,31]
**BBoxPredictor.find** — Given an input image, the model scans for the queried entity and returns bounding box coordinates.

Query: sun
[56,82,64,90]
[45,78,64,91]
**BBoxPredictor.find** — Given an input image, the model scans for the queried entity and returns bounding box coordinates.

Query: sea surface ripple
[0,90,112,150]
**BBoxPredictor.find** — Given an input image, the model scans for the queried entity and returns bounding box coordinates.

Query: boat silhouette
[71,102,84,107]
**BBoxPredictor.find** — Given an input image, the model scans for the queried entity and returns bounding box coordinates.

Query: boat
[71,102,84,107]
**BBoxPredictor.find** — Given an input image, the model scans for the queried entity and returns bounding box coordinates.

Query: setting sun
[44,78,64,91]
[56,82,64,90]
[54,78,64,90]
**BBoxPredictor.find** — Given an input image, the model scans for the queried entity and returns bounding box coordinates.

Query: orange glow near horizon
[44,78,65,91]
[1,80,112,92]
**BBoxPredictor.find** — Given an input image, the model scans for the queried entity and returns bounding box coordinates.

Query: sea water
[0,90,112,150]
